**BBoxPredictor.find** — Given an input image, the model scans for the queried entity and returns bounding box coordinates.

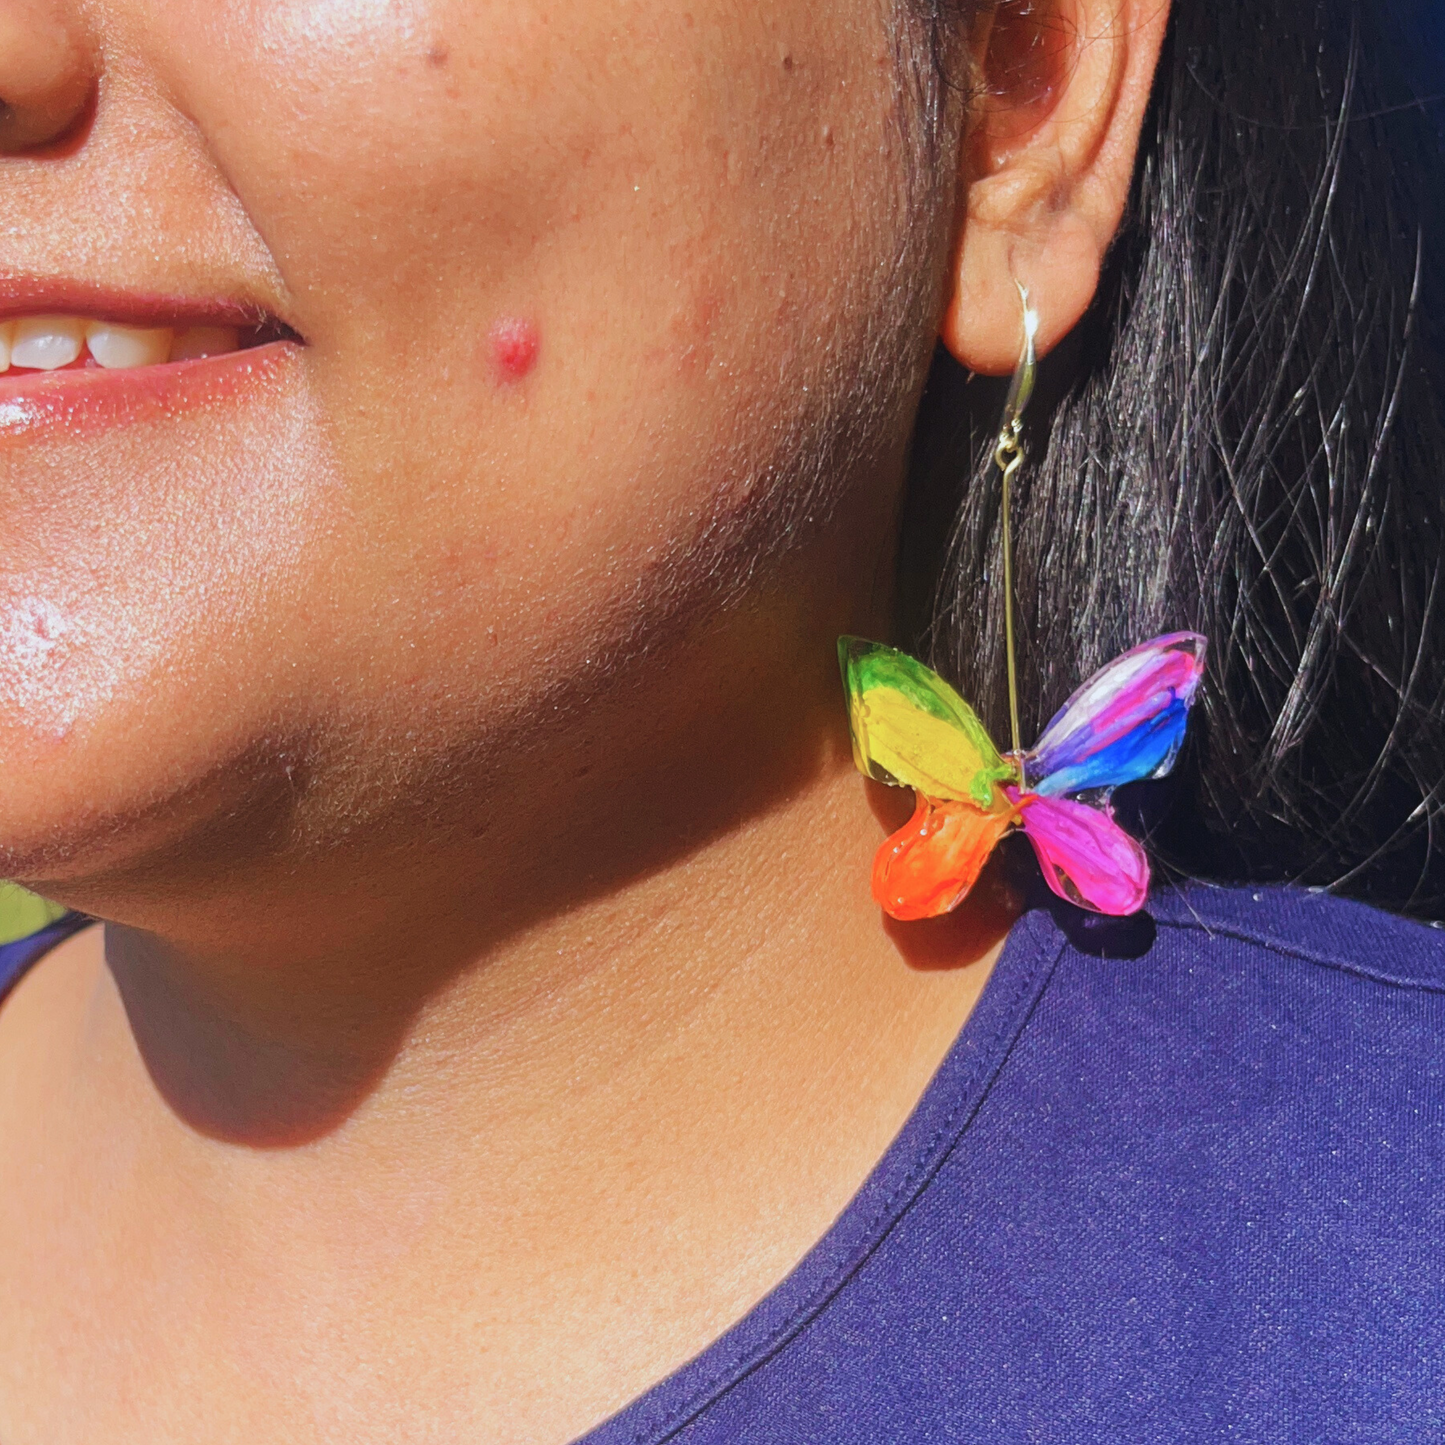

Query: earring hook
[1000,280,1039,436]
[995,279,1038,759]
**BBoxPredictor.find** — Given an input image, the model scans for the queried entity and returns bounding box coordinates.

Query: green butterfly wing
[0,882,66,945]
[838,638,1015,810]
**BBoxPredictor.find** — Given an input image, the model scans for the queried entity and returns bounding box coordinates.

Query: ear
[940,0,1171,372]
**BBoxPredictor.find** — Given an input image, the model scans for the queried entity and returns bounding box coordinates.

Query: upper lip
[0,275,289,333]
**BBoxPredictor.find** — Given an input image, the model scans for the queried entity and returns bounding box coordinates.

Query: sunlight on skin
[0,4,991,1433]
[0,0,1170,1437]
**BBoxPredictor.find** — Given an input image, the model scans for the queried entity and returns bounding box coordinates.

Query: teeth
[11,315,84,371]
[170,326,239,361]
[85,321,173,370]
[0,315,247,373]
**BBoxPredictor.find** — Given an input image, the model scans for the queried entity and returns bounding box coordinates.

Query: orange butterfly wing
[872,793,1016,921]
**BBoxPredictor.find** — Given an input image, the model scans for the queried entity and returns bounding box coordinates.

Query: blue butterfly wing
[1025,632,1206,796]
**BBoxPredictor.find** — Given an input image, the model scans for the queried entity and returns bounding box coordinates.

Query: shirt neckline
[579,906,1066,1445]
[0,911,91,1005]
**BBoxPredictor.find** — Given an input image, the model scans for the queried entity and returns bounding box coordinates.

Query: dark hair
[897,0,1445,916]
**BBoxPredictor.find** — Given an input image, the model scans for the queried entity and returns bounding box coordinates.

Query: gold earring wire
[994,282,1039,760]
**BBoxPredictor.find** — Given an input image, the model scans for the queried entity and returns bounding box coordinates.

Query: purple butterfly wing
[1016,792,1149,916]
[1025,632,1206,797]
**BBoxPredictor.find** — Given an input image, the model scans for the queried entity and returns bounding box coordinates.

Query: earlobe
[939,0,1171,375]
[942,205,1104,372]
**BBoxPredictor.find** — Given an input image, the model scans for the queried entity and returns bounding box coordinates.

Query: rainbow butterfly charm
[839,633,1206,918]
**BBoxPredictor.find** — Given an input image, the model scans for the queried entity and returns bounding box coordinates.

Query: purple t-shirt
[6,884,1443,1440]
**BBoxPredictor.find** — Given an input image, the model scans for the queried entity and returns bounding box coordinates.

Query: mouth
[0,281,302,439]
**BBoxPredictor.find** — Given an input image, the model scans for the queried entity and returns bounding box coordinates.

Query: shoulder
[1012,881,1445,1076]
[996,882,1445,1148]
[611,888,1445,1442]
[813,887,1445,1434]
[1147,882,1445,994]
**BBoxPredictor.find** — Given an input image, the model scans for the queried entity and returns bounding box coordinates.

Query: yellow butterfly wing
[838,638,1016,811]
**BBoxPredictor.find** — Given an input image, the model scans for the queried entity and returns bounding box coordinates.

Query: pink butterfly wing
[1015,792,1149,916]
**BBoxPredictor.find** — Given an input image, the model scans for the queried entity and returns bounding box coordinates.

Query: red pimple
[489,317,540,382]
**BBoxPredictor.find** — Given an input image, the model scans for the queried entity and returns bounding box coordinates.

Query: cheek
[166,0,576,301]
[116,0,905,741]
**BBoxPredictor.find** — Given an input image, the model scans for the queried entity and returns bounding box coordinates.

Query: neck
[15,581,1019,1440]
[100,756,1012,1143]
[99,683,1016,1150]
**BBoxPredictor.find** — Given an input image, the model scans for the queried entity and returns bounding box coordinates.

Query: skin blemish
[426,42,450,67]
[489,317,540,383]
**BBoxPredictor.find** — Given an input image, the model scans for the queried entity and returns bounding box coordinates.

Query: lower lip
[0,341,302,442]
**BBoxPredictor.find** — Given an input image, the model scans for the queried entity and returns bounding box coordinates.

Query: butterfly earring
[839,287,1206,920]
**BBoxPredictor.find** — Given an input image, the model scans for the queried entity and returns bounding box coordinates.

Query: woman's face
[0,0,945,891]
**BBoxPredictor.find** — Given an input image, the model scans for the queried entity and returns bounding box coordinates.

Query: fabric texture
[5,887,1443,1441]
[584,884,1445,1444]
